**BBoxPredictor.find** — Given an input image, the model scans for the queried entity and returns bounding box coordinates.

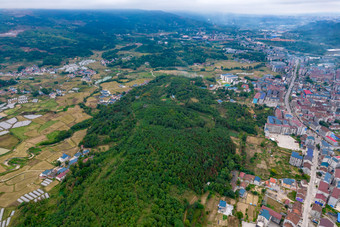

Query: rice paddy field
[0,92,91,207]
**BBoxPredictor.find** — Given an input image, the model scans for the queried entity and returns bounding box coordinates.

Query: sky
[1,0,340,15]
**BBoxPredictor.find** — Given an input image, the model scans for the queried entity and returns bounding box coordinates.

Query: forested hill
[0,10,209,64]
[14,76,268,226]
[294,20,340,47]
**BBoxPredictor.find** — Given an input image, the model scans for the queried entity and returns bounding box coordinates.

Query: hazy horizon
[1,0,340,15]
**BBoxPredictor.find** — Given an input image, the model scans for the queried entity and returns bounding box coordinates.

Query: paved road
[301,138,319,227]
[284,62,320,226]
[284,61,299,115]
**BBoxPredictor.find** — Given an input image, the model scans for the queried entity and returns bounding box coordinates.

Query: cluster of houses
[290,63,340,146]
[98,80,150,105]
[40,149,90,182]
[264,106,307,136]
[288,134,340,225]
[252,74,286,107]
[0,65,57,77]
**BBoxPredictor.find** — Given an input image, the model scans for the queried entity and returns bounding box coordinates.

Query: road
[284,61,320,226]
[301,135,319,227]
[284,61,299,115]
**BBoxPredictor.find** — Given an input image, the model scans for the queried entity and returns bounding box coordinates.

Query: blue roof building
[239,188,246,197]
[324,172,332,184]
[69,158,78,166]
[83,149,90,155]
[283,178,295,186]
[291,152,303,160]
[307,148,314,157]
[321,162,329,168]
[219,200,227,208]
[259,209,271,221]
[74,152,82,158]
[57,167,69,174]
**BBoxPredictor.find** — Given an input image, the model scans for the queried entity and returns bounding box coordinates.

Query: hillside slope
[13,76,267,226]
[0,10,208,65]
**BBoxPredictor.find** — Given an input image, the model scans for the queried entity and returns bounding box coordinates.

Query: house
[304,155,313,165]
[289,152,303,167]
[220,74,238,83]
[217,200,233,216]
[239,172,245,179]
[254,176,261,186]
[317,181,330,198]
[296,188,307,203]
[261,205,282,225]
[283,211,301,227]
[239,188,246,198]
[69,158,78,166]
[57,153,70,163]
[315,193,328,207]
[244,174,255,183]
[319,218,334,227]
[83,149,90,155]
[302,162,312,175]
[57,167,69,175]
[334,169,340,185]
[292,201,303,216]
[56,169,70,181]
[39,169,52,179]
[311,203,322,219]
[328,188,340,208]
[257,209,271,227]
[282,178,297,190]
[240,181,248,189]
[323,172,333,184]
[74,152,82,158]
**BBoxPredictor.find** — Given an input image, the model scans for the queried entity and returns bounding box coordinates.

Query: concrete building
[289,152,303,167]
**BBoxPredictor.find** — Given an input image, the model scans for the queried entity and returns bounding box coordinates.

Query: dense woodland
[104,44,227,69]
[0,10,210,65]
[0,78,17,88]
[14,76,271,226]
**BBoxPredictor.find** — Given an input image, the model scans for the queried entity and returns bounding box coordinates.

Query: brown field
[85,96,98,108]
[266,197,285,213]
[101,81,130,94]
[0,134,19,150]
[246,193,259,206]
[0,102,89,206]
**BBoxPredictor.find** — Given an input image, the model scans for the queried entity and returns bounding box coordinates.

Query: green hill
[14,76,267,226]
[0,10,209,65]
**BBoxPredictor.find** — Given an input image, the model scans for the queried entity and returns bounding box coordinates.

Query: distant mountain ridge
[0,9,209,65]
[294,20,340,47]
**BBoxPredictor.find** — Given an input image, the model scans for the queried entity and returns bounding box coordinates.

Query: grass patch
[46,131,60,141]
[8,157,28,166]
[28,147,42,155]
[38,120,58,133]
[10,125,33,141]
[287,191,297,201]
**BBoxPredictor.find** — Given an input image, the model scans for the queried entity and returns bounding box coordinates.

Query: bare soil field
[0,134,19,149]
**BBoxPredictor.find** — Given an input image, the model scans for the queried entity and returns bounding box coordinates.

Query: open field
[0,128,87,207]
[0,134,19,150]
[0,95,90,207]
[244,135,301,180]
[268,134,301,151]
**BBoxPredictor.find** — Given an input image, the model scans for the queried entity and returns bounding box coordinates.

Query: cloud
[1,0,340,15]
